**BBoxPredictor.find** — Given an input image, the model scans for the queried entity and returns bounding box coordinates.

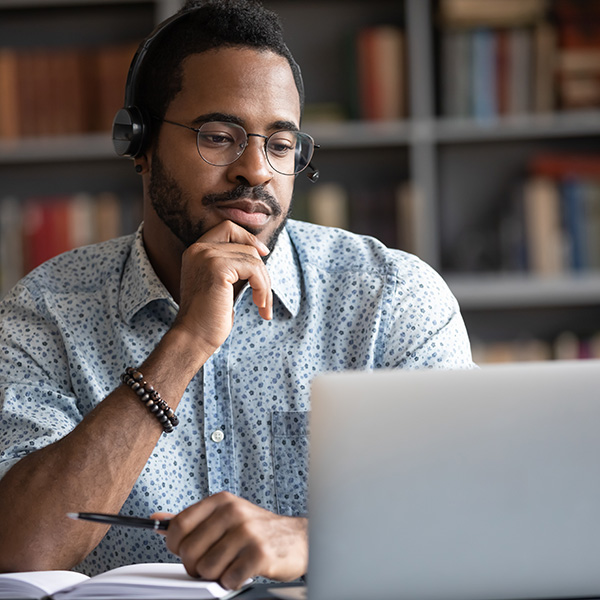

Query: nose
[226,135,274,187]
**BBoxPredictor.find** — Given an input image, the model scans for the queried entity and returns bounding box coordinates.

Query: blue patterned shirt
[0,220,473,575]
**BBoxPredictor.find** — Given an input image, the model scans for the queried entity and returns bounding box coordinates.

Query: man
[0,0,474,589]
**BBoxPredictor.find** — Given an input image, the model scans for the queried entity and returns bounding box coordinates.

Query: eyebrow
[191,112,299,132]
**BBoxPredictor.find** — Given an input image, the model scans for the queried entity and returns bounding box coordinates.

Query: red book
[496,29,510,115]
[0,48,20,139]
[357,27,378,120]
[530,154,600,179]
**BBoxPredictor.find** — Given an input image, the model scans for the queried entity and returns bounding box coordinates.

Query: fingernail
[258,240,270,254]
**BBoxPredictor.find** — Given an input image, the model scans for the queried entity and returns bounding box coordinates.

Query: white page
[55,563,251,599]
[0,570,89,598]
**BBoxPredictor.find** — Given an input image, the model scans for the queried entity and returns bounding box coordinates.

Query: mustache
[202,185,282,216]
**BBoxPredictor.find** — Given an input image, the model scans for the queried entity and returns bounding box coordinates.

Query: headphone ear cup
[112,106,147,158]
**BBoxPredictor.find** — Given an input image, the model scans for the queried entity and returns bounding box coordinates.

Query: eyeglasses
[156,117,320,180]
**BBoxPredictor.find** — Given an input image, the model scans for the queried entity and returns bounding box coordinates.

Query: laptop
[307,360,600,600]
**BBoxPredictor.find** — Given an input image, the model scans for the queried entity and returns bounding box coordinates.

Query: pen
[67,512,170,531]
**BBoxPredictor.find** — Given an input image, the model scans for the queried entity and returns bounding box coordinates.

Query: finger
[246,268,273,321]
[214,253,272,321]
[192,531,245,583]
[166,493,242,568]
[198,221,270,256]
[164,500,220,558]
[219,545,262,591]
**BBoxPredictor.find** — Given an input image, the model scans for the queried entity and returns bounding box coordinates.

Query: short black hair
[135,0,304,145]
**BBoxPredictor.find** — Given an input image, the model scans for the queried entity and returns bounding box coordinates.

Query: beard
[148,151,292,255]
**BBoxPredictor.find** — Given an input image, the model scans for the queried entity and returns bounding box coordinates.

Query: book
[581,180,600,270]
[0,41,138,138]
[507,27,532,115]
[356,26,405,121]
[0,48,19,139]
[0,196,23,295]
[533,20,557,113]
[522,176,565,275]
[395,181,420,255]
[471,28,497,121]
[0,191,143,287]
[307,182,349,230]
[0,562,250,600]
[439,0,548,28]
[561,177,586,271]
[554,0,600,110]
[441,29,471,118]
[94,42,138,132]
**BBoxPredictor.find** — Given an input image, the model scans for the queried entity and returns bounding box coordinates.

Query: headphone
[112,10,195,158]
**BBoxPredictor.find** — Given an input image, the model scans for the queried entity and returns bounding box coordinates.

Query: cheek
[155,131,214,188]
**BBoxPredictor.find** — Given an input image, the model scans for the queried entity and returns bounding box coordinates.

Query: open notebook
[0,562,251,600]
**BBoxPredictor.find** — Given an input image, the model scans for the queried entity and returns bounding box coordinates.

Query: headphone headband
[112,9,199,158]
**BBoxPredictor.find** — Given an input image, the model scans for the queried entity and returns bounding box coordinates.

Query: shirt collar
[264,225,302,318]
[119,223,302,324]
[119,225,175,324]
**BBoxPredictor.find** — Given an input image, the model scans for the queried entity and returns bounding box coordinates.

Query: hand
[173,221,272,352]
[152,492,308,589]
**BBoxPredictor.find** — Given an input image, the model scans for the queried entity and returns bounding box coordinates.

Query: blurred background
[1,0,599,363]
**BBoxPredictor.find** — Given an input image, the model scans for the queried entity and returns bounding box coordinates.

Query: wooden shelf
[303,120,411,149]
[0,134,117,164]
[434,111,600,144]
[447,273,600,310]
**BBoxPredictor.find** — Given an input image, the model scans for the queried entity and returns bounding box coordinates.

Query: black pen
[67,512,170,531]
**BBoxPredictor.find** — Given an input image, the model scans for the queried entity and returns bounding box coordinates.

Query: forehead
[169,47,301,126]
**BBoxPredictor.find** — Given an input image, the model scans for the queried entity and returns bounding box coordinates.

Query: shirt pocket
[271,410,310,517]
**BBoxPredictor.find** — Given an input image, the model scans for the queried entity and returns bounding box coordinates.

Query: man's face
[145,46,301,253]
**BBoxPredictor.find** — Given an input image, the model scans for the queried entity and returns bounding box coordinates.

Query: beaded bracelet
[121,367,179,433]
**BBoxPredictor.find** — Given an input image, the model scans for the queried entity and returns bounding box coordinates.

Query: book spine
[471,28,498,121]
[522,176,565,275]
[0,48,20,139]
[561,177,586,271]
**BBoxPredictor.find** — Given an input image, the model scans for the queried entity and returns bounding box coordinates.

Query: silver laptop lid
[308,360,600,600]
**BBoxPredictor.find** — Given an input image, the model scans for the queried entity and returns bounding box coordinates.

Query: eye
[267,132,297,157]
[198,130,236,147]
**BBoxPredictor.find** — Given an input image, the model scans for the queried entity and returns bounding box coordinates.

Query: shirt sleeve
[0,280,83,480]
[377,255,476,370]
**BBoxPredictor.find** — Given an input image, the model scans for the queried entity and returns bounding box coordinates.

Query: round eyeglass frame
[156,117,319,178]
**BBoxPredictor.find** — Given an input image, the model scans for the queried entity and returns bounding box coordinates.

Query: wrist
[163,322,218,367]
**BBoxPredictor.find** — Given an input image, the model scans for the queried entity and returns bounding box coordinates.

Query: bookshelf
[1,0,600,362]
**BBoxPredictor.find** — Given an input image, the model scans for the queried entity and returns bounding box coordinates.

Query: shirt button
[211,429,225,443]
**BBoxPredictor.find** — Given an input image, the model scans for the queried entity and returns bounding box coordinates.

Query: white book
[0,562,250,600]
[307,183,349,230]
[522,176,565,275]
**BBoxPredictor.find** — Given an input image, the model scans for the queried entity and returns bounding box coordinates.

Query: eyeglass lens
[196,122,314,176]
